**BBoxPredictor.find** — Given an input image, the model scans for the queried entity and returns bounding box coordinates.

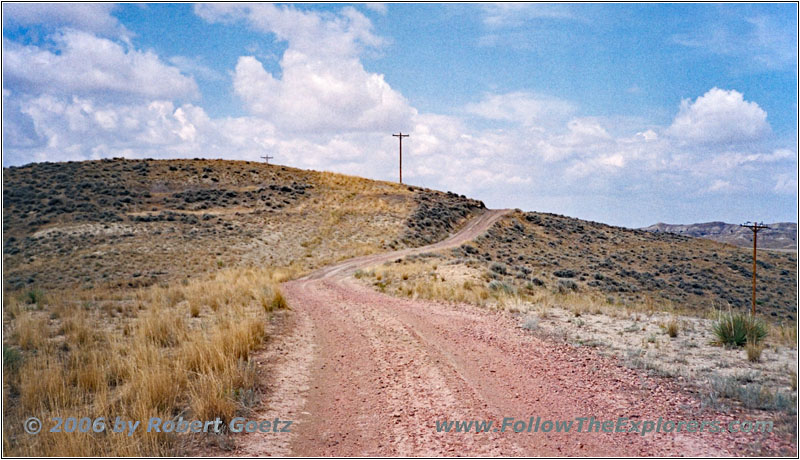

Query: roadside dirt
[227,209,794,456]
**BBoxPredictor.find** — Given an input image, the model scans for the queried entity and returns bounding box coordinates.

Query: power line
[392,132,409,184]
[260,155,274,165]
[740,221,770,316]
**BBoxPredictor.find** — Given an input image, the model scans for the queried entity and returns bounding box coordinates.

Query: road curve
[230,209,780,456]
[298,208,511,281]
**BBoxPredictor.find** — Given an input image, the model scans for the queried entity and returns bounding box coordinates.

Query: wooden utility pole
[392,132,409,184]
[260,155,274,165]
[741,221,770,315]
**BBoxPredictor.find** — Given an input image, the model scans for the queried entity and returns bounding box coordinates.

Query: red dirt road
[230,209,789,456]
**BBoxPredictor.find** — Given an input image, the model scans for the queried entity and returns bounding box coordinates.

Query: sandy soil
[227,209,795,456]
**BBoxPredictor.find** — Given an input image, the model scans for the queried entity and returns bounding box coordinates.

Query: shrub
[25,288,46,307]
[665,318,679,338]
[490,262,508,275]
[488,280,516,295]
[746,342,763,362]
[270,290,288,310]
[554,269,576,278]
[557,279,578,293]
[712,310,768,348]
[521,316,539,331]
[3,345,23,371]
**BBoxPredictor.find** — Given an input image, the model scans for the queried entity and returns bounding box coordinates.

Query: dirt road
[231,209,783,456]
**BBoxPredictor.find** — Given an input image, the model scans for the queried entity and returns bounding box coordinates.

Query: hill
[3,158,484,290]
[1,158,485,456]
[374,211,797,322]
[2,160,796,456]
[642,221,797,251]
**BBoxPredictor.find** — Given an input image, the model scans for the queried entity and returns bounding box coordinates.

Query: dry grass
[2,267,289,456]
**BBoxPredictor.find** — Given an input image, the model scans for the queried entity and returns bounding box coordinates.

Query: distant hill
[641,221,797,251]
[442,211,796,321]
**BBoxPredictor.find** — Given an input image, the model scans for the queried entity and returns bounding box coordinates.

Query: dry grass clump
[665,318,680,338]
[3,267,286,456]
[746,342,764,362]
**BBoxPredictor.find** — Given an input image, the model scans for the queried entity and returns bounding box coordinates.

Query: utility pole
[392,132,409,184]
[741,221,770,316]
[260,155,274,165]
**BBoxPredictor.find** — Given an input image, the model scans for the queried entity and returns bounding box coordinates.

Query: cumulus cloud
[233,53,414,133]
[2,30,198,100]
[5,94,286,165]
[195,4,414,134]
[2,3,130,39]
[667,87,769,144]
[195,3,384,57]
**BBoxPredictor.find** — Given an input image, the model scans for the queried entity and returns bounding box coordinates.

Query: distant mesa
[641,221,797,251]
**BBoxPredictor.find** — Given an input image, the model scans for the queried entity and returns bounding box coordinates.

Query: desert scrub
[711,310,768,347]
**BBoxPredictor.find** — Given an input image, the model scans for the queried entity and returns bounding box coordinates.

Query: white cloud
[710,148,795,170]
[168,56,226,82]
[195,4,384,58]
[194,4,414,134]
[667,88,769,144]
[3,30,198,101]
[364,4,388,15]
[233,53,414,133]
[2,3,130,39]
[482,4,576,28]
[672,13,797,72]
[773,174,797,195]
[707,179,734,193]
[465,91,575,127]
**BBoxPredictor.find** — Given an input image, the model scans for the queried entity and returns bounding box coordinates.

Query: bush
[490,262,508,275]
[521,316,539,331]
[557,279,578,293]
[25,288,46,307]
[270,290,288,310]
[746,343,763,362]
[3,345,23,371]
[712,310,768,348]
[488,280,516,295]
[665,318,679,338]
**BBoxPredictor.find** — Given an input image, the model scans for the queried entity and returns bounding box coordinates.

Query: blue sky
[2,3,797,227]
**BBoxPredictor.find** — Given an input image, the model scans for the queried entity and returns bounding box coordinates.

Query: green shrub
[3,345,23,371]
[25,288,46,307]
[712,310,768,347]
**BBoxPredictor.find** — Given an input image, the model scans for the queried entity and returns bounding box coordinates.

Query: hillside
[642,221,797,251]
[2,160,796,457]
[376,211,797,321]
[1,158,485,456]
[2,158,484,290]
